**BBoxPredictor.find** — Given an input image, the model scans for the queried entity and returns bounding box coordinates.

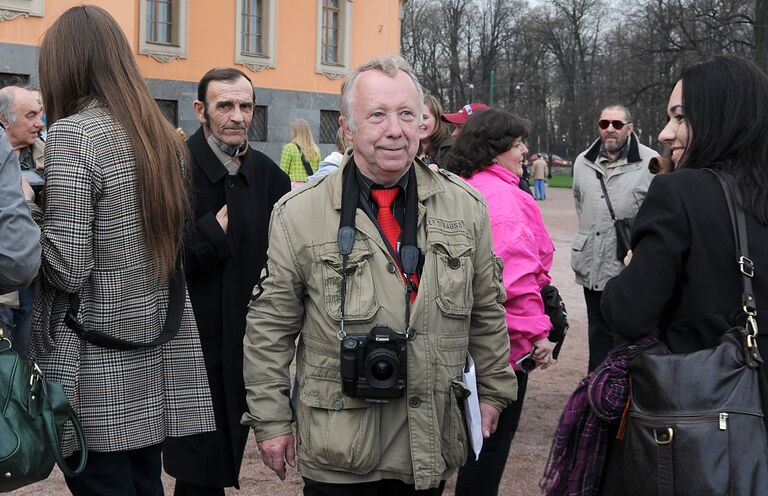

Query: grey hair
[0,84,38,124]
[340,55,424,132]
[602,104,632,122]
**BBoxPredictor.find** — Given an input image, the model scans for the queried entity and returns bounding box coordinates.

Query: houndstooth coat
[29,103,215,455]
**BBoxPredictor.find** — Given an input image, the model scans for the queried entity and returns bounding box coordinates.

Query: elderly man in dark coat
[163,68,291,495]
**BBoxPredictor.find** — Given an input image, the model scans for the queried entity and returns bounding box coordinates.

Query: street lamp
[468,83,474,102]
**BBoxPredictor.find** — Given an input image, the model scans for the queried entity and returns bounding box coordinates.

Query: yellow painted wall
[0,0,404,95]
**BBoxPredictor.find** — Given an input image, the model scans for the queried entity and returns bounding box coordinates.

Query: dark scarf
[539,335,658,496]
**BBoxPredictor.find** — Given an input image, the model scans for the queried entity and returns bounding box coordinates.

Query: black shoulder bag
[64,260,186,350]
[622,171,768,496]
[596,170,633,262]
[295,143,315,178]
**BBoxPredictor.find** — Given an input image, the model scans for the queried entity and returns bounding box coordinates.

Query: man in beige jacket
[241,56,516,495]
[531,156,549,200]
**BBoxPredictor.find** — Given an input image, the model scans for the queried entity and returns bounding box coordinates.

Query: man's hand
[21,177,35,203]
[215,205,228,233]
[257,433,296,481]
[479,402,501,439]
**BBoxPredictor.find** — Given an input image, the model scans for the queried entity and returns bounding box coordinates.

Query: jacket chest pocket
[430,238,474,318]
[319,244,380,322]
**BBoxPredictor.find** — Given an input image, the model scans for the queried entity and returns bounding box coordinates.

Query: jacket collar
[188,127,252,185]
[485,163,520,185]
[329,152,445,211]
[583,132,642,164]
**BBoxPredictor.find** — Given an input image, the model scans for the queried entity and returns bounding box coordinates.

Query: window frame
[0,0,44,20]
[315,0,352,80]
[235,0,277,72]
[139,0,188,63]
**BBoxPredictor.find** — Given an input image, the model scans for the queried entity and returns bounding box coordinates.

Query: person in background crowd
[241,55,516,495]
[445,108,555,496]
[27,6,215,494]
[163,67,291,496]
[0,84,45,358]
[417,95,452,167]
[279,118,321,187]
[440,102,489,139]
[307,126,351,183]
[571,105,656,371]
[599,54,768,494]
[0,126,39,295]
[532,155,548,200]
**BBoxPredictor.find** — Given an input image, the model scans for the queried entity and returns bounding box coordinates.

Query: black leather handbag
[622,171,768,496]
[596,171,634,261]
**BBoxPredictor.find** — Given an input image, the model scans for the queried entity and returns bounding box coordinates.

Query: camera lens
[371,360,393,381]
[365,349,400,388]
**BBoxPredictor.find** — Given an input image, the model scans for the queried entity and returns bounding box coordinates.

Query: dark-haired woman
[24,6,214,495]
[444,108,555,496]
[599,55,768,493]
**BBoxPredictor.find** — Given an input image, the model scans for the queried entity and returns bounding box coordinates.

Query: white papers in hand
[463,354,483,460]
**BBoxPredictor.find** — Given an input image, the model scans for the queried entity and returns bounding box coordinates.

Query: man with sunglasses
[571,105,656,371]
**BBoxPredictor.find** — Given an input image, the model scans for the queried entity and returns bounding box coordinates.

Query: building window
[248,105,268,142]
[321,0,340,65]
[139,0,188,62]
[319,110,340,144]
[242,0,263,55]
[235,0,276,72]
[155,99,178,127]
[0,1,44,20]
[0,73,29,89]
[316,0,352,79]
[147,0,174,45]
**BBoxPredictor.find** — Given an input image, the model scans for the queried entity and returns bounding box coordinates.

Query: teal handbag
[0,327,87,492]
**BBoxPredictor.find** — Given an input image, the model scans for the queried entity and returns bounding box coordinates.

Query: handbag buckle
[653,427,674,445]
[740,256,754,277]
[747,316,759,349]
[29,363,43,386]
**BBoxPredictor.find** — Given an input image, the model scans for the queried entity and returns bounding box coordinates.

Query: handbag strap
[65,259,185,350]
[41,380,88,477]
[595,170,618,221]
[295,143,314,177]
[711,170,759,347]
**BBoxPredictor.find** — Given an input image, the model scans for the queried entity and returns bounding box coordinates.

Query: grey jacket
[242,156,516,490]
[0,127,40,294]
[571,133,656,290]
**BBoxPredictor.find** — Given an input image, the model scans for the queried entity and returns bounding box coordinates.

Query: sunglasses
[598,119,629,130]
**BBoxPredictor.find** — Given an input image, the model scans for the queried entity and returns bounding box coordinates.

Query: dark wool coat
[163,128,291,488]
[598,168,768,494]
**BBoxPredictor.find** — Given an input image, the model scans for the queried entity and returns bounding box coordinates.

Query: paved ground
[13,185,588,496]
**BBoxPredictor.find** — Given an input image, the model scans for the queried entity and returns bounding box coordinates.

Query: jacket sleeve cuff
[241,415,293,443]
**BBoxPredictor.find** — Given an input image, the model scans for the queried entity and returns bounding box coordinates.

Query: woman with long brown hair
[418,94,452,166]
[26,6,214,494]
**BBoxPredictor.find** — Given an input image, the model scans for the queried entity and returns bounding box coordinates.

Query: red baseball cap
[440,102,490,125]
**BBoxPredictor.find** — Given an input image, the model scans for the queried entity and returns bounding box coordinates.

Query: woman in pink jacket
[445,108,555,496]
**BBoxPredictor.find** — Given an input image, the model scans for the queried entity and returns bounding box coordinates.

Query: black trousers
[303,478,445,496]
[454,371,529,496]
[583,287,622,372]
[64,444,163,496]
[173,480,226,496]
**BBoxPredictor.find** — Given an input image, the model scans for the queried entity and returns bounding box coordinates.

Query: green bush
[547,175,573,188]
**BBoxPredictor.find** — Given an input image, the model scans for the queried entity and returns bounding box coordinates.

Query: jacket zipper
[631,410,762,431]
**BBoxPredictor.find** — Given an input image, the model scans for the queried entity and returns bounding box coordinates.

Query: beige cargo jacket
[242,156,516,489]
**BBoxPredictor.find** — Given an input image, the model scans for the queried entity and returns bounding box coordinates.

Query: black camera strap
[337,163,419,340]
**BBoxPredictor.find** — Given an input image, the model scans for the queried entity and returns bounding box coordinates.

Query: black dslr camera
[340,326,407,401]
